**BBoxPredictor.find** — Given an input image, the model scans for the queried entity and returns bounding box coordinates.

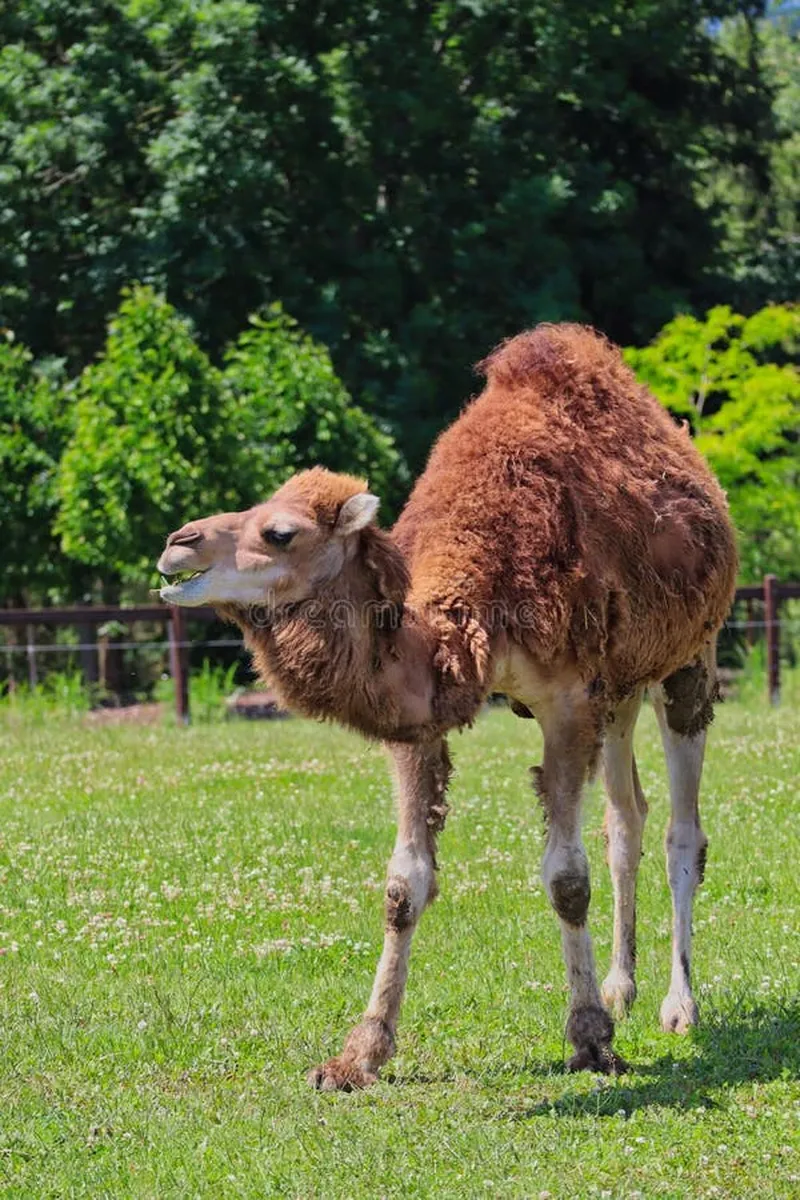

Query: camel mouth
[160,569,208,585]
[159,567,212,605]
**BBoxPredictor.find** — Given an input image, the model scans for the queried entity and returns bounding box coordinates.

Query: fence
[0,603,217,725]
[1,576,798,722]
[729,575,800,706]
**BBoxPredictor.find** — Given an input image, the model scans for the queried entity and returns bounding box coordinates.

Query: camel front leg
[308,739,451,1090]
[535,701,627,1074]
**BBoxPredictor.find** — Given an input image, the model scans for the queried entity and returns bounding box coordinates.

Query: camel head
[157,467,408,616]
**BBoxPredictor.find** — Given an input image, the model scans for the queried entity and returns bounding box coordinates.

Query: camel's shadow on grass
[390,1002,799,1116]
[521,1001,800,1118]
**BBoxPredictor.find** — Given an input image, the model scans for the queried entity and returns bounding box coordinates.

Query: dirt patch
[226,689,288,719]
[550,871,591,926]
[85,703,163,726]
[385,878,413,931]
[662,661,717,738]
[697,840,708,884]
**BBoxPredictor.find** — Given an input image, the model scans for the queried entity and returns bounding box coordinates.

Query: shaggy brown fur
[393,323,736,725]
[210,326,735,743]
[243,519,418,741]
[157,322,737,1088]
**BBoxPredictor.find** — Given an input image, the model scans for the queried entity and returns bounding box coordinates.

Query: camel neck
[233,595,490,742]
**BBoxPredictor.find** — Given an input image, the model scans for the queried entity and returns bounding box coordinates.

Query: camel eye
[262,528,295,549]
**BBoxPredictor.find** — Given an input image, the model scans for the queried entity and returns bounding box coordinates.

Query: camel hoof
[307,1058,378,1092]
[660,992,699,1034]
[601,969,637,1021]
[565,1004,628,1074]
[567,1044,629,1075]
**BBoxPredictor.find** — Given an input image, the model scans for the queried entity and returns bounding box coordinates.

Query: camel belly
[490,640,585,721]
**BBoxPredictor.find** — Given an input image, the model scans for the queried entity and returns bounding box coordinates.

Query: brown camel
[156,324,737,1087]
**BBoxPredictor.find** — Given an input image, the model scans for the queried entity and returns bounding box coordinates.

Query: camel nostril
[168,528,203,547]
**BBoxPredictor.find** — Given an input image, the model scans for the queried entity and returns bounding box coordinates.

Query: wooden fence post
[77,619,99,690]
[25,624,38,688]
[168,607,190,724]
[763,574,780,706]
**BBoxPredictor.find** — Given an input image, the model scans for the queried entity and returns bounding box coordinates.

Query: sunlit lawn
[0,699,798,1197]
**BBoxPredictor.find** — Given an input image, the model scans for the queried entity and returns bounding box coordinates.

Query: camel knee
[384,847,434,932]
[550,871,591,926]
[543,843,591,926]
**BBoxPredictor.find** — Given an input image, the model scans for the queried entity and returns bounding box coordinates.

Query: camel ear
[335,493,380,536]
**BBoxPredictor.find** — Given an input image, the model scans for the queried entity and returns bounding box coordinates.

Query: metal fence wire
[1,577,799,719]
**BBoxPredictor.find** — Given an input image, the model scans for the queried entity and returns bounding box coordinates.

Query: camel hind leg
[652,642,717,1034]
[535,690,626,1074]
[600,689,648,1020]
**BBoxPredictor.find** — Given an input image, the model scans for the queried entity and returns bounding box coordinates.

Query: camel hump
[476,323,636,414]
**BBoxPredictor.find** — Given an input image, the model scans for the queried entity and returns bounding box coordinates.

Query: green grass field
[1,699,798,1198]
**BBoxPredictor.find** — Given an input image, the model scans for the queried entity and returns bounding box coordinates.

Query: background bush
[52,286,405,590]
[626,303,800,581]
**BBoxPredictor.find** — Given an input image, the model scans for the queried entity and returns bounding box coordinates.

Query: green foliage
[2,0,795,598]
[732,637,800,707]
[56,287,241,581]
[0,0,778,469]
[188,659,238,724]
[52,286,406,588]
[702,12,799,308]
[153,658,238,724]
[0,333,73,598]
[0,669,92,726]
[224,308,408,516]
[626,304,800,581]
[0,2,165,362]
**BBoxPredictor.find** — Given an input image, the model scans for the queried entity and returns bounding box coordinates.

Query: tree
[56,286,240,583]
[223,307,408,517]
[625,304,800,581]
[1,0,777,470]
[701,10,799,309]
[0,2,165,364]
[0,334,74,601]
[54,286,408,586]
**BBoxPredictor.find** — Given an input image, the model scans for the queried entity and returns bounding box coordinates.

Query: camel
[156,323,737,1088]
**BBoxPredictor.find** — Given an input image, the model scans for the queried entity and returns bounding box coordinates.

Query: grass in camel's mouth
[161,569,207,585]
